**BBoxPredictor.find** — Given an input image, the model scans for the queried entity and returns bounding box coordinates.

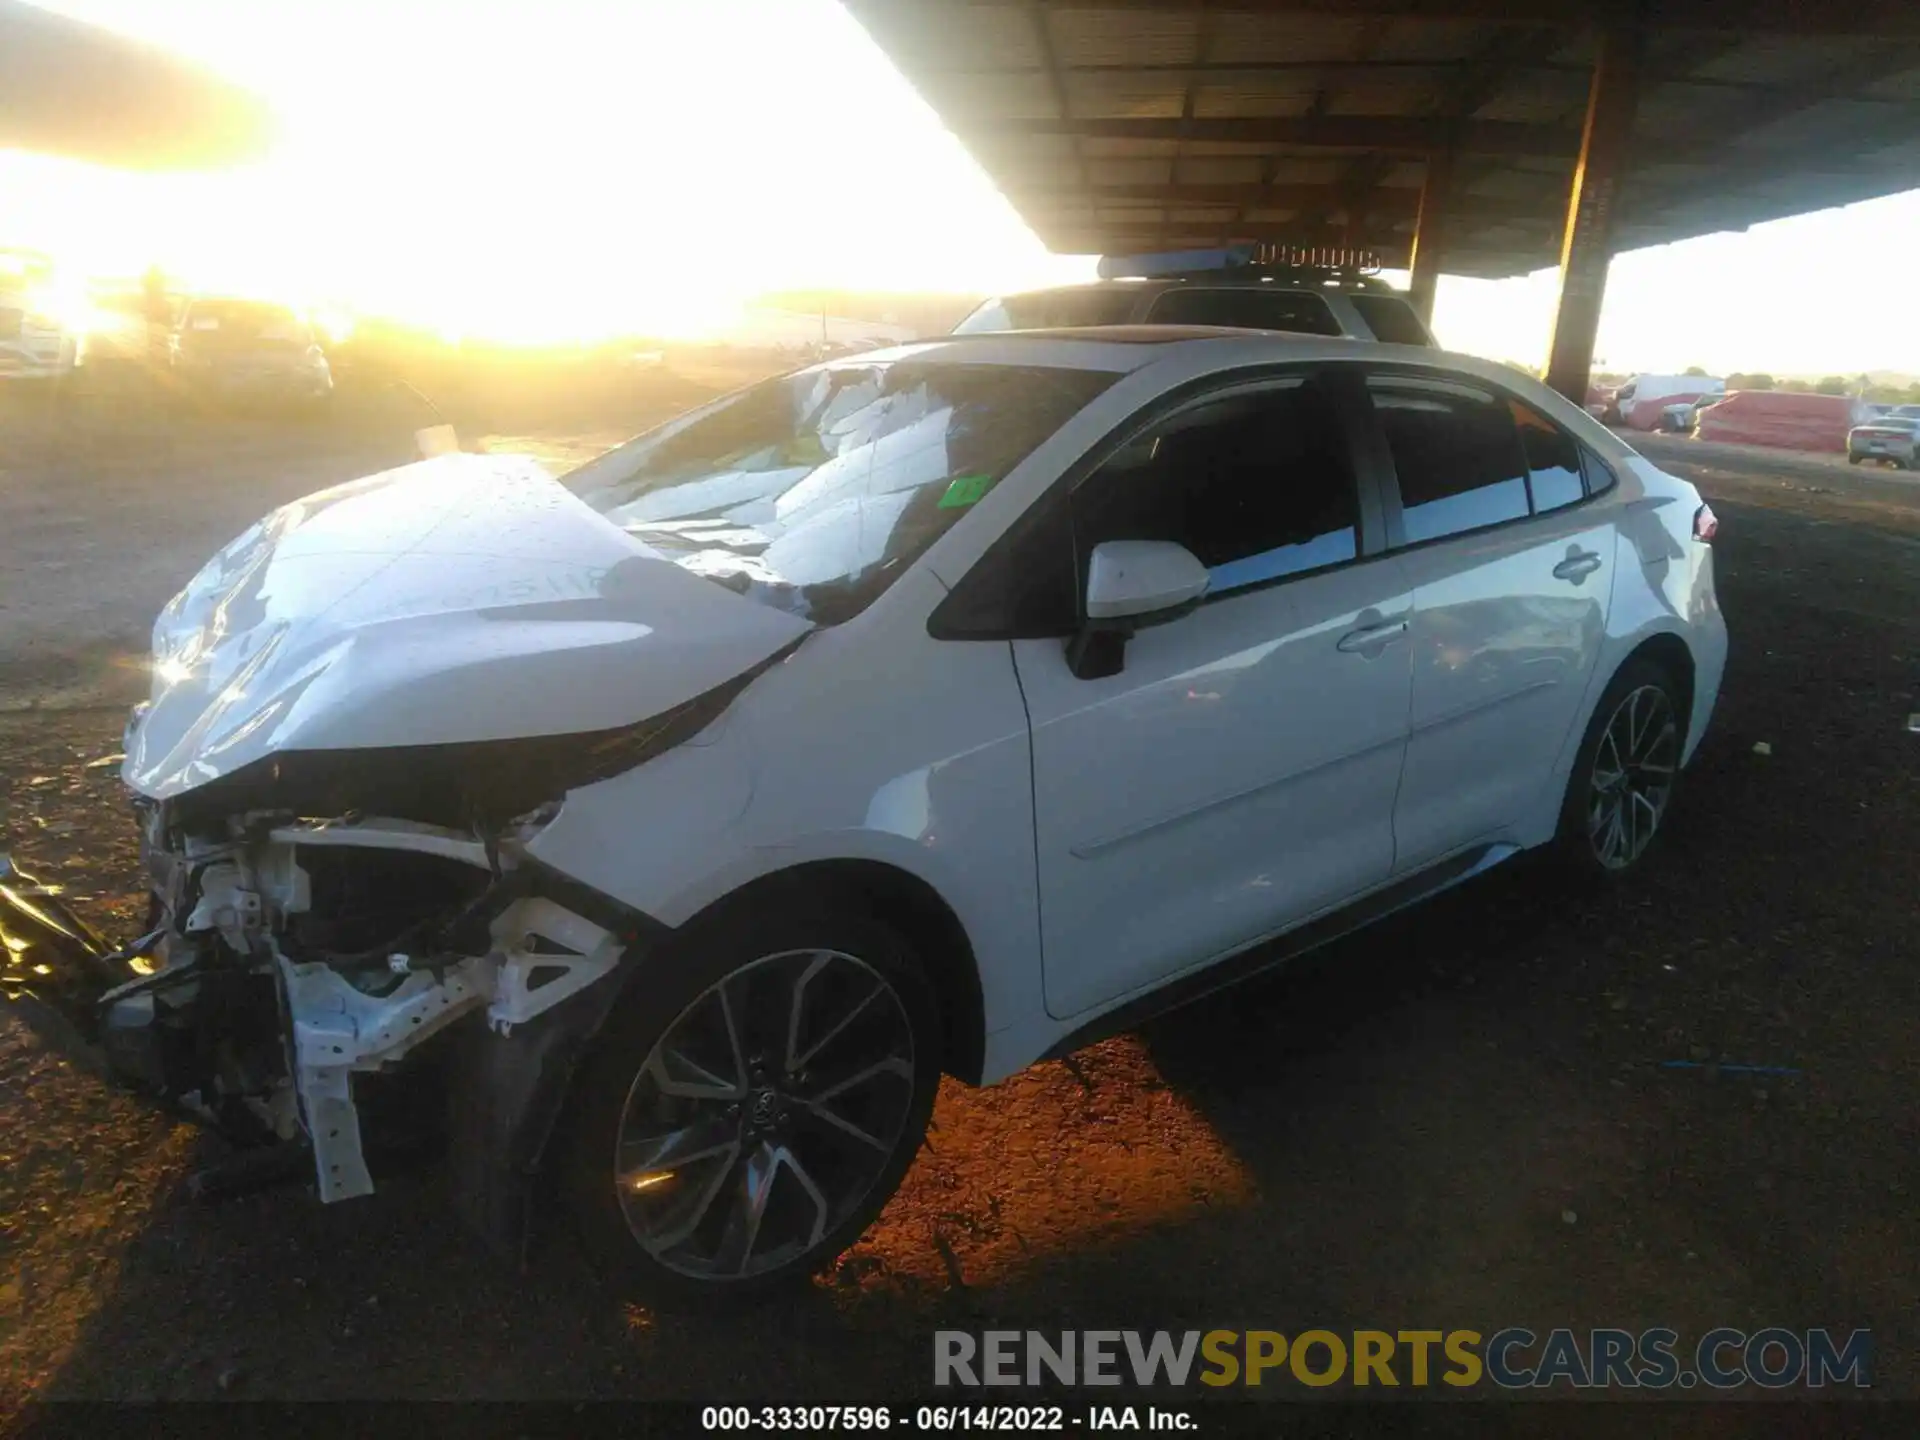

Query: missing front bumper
[1,833,656,1255]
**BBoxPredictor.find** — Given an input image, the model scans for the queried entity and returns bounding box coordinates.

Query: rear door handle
[1336,618,1409,654]
[1553,549,1603,583]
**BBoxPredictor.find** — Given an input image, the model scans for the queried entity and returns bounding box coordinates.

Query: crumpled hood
[124,453,813,800]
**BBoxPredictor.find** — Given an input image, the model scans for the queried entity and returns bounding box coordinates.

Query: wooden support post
[1543,23,1645,403]
[1407,147,1454,324]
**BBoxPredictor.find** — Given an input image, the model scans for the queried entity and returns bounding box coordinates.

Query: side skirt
[1040,842,1519,1061]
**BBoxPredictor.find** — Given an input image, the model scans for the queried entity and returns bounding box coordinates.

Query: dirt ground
[1,387,1916,1410]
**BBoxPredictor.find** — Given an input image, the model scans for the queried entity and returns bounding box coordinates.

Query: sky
[6,0,1919,372]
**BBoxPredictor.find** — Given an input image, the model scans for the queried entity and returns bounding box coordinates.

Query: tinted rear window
[1142,287,1342,336]
[954,289,1139,333]
[1349,294,1432,346]
[1370,380,1531,544]
[1511,400,1586,512]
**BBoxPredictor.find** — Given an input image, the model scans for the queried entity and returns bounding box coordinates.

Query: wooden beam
[1172,1,1217,192]
[1045,220,1413,257]
[1621,47,1920,211]
[935,0,1920,36]
[974,115,1581,158]
[932,60,1920,109]
[1024,2,1089,213]
[1012,181,1560,229]
[1013,181,1421,213]
[1273,16,1394,240]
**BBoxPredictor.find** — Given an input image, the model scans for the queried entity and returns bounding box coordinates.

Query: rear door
[1363,374,1618,873]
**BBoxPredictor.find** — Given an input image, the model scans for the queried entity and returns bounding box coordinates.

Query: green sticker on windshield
[938,473,996,509]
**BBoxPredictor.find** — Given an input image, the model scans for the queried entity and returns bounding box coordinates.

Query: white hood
[124,454,812,800]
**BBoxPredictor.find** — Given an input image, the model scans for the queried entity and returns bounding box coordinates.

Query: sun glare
[7,0,1092,346]
[18,1,1917,370]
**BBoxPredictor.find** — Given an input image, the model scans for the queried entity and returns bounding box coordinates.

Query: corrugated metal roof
[847,0,1920,278]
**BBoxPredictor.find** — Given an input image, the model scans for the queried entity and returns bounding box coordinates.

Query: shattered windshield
[568,360,1114,624]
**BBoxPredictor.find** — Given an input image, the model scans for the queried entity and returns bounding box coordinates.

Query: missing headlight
[284,846,493,968]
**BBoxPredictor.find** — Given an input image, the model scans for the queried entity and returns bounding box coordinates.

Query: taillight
[1693,503,1718,543]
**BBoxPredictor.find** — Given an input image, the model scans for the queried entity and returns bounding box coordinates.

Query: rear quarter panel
[1513,449,1725,848]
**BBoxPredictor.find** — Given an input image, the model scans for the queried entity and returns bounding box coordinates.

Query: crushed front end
[1,453,808,1250]
[1,790,656,1249]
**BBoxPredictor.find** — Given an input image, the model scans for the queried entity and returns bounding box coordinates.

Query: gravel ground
[1,398,1916,1410]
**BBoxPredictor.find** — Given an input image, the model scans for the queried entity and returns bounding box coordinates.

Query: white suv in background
[955,275,1435,346]
[7,331,1725,1304]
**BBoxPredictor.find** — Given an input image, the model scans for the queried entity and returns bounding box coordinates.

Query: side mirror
[1085,540,1210,622]
[1067,540,1210,680]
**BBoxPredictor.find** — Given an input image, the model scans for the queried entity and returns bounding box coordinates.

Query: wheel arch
[1529,623,1703,853]
[1622,630,1697,734]
[679,858,988,1087]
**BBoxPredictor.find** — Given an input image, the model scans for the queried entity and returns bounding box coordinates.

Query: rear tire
[558,900,941,1304]
[1555,656,1686,883]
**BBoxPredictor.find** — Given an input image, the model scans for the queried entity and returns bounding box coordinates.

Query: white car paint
[1083,539,1212,620]
[126,332,1727,1112]
[1014,552,1419,1019]
[1389,508,1620,874]
[123,453,811,798]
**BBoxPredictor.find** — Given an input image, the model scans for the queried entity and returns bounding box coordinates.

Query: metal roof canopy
[846,0,1920,281]
[0,0,271,169]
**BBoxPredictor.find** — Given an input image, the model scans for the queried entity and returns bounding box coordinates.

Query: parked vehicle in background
[1847,414,1920,468]
[2,330,1726,1301]
[1663,394,1722,434]
[171,297,334,408]
[1606,374,1724,430]
[0,249,79,382]
[955,248,1436,346]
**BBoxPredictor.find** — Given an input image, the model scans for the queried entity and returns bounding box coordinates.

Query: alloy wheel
[612,948,917,1281]
[1586,684,1679,871]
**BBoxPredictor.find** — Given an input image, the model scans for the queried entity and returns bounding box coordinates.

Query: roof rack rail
[1098,244,1390,289]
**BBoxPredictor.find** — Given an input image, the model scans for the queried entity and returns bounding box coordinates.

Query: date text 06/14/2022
[701,1405,1195,1431]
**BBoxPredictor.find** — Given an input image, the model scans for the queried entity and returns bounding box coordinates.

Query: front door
[1013,372,1416,1020]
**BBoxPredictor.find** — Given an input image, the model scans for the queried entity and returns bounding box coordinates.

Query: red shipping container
[1692,391,1866,453]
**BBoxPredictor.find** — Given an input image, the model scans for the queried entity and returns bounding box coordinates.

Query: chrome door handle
[1336,618,1409,654]
[1553,549,1603,583]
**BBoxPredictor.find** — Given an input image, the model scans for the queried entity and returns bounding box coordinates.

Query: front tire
[559,902,940,1302]
[1556,657,1685,881]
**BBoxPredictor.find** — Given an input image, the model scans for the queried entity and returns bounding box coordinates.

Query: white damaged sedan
[2,330,1726,1299]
